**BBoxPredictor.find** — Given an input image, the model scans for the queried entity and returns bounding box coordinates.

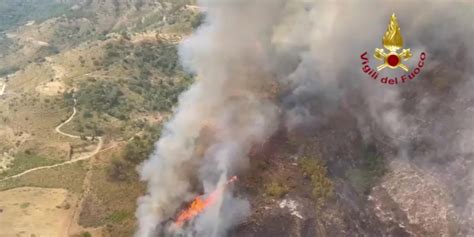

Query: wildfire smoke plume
[135,1,473,236]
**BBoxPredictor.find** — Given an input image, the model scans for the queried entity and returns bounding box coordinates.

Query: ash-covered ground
[131,1,474,236]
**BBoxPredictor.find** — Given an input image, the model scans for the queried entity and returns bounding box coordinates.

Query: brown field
[0,187,76,237]
[0,3,195,236]
[35,80,66,96]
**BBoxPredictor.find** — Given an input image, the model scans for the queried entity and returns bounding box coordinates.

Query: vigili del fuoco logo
[360,13,426,85]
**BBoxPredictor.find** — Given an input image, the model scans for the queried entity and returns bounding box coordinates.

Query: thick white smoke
[136,0,473,236]
[136,1,284,236]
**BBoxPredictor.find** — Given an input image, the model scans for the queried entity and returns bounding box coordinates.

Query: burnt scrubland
[132,1,473,237]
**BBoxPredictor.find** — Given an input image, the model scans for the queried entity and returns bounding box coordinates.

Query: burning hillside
[174,176,238,228]
[135,1,473,237]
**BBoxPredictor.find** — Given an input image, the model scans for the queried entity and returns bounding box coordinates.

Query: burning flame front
[174,176,238,227]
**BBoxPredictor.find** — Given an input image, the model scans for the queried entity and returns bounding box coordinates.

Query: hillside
[0,1,472,237]
[0,1,200,236]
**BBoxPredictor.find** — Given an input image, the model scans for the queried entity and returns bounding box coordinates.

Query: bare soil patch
[0,187,76,237]
[35,80,66,96]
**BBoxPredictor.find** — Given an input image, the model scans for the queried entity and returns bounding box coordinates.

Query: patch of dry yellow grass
[0,187,77,237]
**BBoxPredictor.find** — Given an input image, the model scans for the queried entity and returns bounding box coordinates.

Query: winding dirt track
[1,100,103,181]
[55,102,80,138]
[0,82,6,96]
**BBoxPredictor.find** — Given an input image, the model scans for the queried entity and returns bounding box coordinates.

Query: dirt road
[0,100,103,181]
[0,82,6,96]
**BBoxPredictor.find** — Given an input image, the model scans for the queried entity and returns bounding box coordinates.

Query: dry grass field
[0,187,76,237]
[0,1,200,236]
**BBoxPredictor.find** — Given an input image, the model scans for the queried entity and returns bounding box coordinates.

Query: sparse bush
[63,90,75,107]
[83,110,93,118]
[107,125,161,181]
[104,41,180,77]
[107,158,130,182]
[265,181,289,198]
[106,210,130,224]
[191,12,205,29]
[346,144,385,195]
[81,231,92,237]
[299,156,333,209]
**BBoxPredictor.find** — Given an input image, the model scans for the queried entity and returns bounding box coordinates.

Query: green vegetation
[126,75,192,113]
[0,66,19,77]
[36,45,60,56]
[80,166,144,236]
[132,0,200,32]
[107,158,131,182]
[104,41,181,77]
[70,41,192,135]
[0,0,72,31]
[20,202,30,209]
[0,161,87,194]
[264,181,289,198]
[299,156,334,209]
[106,210,131,224]
[0,153,60,178]
[191,12,205,29]
[108,125,161,182]
[75,80,131,120]
[50,23,96,47]
[123,132,159,165]
[0,1,197,236]
[80,232,92,237]
[346,144,385,195]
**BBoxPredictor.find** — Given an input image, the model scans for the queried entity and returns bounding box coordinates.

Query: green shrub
[107,125,161,181]
[76,81,130,120]
[104,41,181,77]
[124,137,154,165]
[81,231,92,237]
[265,181,289,198]
[106,210,131,224]
[191,12,205,29]
[107,158,131,182]
[346,144,385,195]
[298,156,333,209]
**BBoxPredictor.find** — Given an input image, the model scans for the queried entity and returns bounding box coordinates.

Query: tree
[124,137,154,164]
[108,158,129,182]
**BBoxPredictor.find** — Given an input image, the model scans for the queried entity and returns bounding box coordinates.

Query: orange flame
[174,176,238,227]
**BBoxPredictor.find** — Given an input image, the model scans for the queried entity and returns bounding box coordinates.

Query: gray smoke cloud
[135,1,284,236]
[136,0,473,236]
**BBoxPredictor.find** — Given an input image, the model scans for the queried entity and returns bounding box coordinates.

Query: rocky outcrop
[370,160,452,236]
